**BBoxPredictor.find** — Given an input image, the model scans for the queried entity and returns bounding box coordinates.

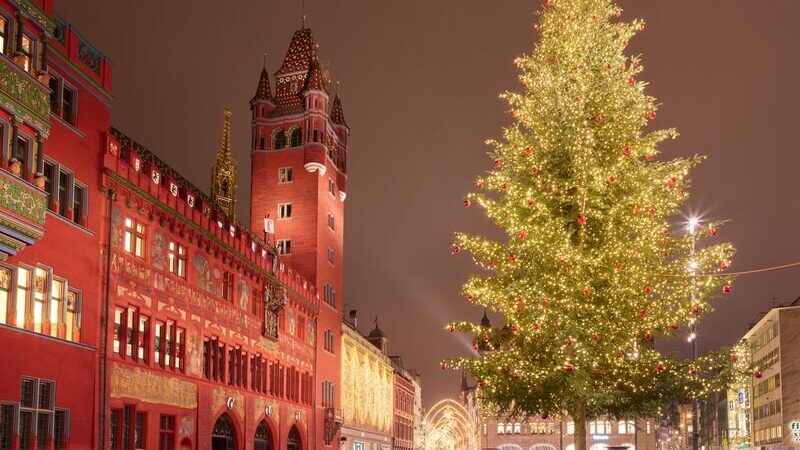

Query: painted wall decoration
[287,309,296,336]
[110,364,197,409]
[194,253,214,292]
[237,279,249,311]
[151,230,167,270]
[110,207,124,249]
[179,415,194,438]
[186,330,203,377]
[306,321,315,345]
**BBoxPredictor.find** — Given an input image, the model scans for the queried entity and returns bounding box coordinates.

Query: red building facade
[0,2,348,449]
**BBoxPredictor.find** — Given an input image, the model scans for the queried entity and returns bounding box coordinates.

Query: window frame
[276,239,291,255]
[124,217,146,259]
[0,14,9,55]
[168,241,187,278]
[277,203,292,219]
[278,167,293,183]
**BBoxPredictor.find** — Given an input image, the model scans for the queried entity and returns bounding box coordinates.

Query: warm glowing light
[687,217,700,233]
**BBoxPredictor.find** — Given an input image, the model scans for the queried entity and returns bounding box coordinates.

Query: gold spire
[211,106,237,220]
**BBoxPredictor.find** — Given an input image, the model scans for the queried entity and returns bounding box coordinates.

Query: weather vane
[301,0,307,28]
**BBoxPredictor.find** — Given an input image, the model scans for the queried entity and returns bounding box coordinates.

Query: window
[15,267,30,328]
[57,169,69,217]
[48,74,78,126]
[259,136,266,150]
[48,279,64,338]
[618,420,635,434]
[203,336,226,382]
[278,167,293,183]
[20,34,34,73]
[323,283,336,308]
[277,239,291,255]
[227,347,247,388]
[12,137,28,176]
[328,178,336,196]
[0,16,7,54]
[497,423,505,435]
[0,267,10,325]
[72,184,85,224]
[566,422,575,435]
[222,272,234,303]
[111,405,144,450]
[159,415,175,450]
[322,381,335,408]
[327,213,335,230]
[327,248,334,265]
[124,218,146,258]
[42,161,53,196]
[168,242,187,278]
[290,128,302,147]
[278,203,292,219]
[324,329,335,353]
[1,403,16,450]
[18,379,61,450]
[514,423,522,434]
[31,268,47,333]
[65,290,79,342]
[273,130,286,149]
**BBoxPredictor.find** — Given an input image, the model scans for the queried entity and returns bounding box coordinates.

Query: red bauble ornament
[577,215,587,226]
[612,262,622,271]
[440,362,447,370]
[691,305,701,316]
[452,245,461,254]
[645,153,654,161]
[628,76,636,86]
[723,285,732,294]
[595,114,605,124]
[591,333,600,342]
[566,337,576,347]
[541,413,549,420]
[720,262,729,270]
[477,181,485,189]
[526,199,536,207]
[507,254,517,264]
[525,147,533,156]
[754,370,763,379]
[730,354,738,363]
[531,166,540,174]
[645,331,653,341]
[464,199,471,208]
[583,288,592,297]
[623,146,632,157]
[466,293,474,301]
[448,324,455,333]
[532,323,542,332]
[669,322,679,330]
[477,379,485,387]
[501,183,509,191]
[709,228,718,237]
[648,208,657,217]
[644,286,652,295]
[608,175,617,184]
[656,361,665,373]
[472,343,479,351]
[639,309,649,319]
[512,370,521,380]
[519,230,529,240]
[565,363,575,373]
[482,334,490,342]
[648,111,657,120]
[544,0,552,7]
[494,159,502,168]
[541,298,550,308]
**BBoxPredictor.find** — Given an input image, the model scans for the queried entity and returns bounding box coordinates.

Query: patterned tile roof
[271,28,320,116]
[302,58,328,93]
[330,94,348,128]
[252,66,272,102]
[276,28,318,75]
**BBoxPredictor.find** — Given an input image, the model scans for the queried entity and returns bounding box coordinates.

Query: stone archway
[211,413,236,450]
[254,420,273,450]
[423,399,477,450]
[287,425,302,450]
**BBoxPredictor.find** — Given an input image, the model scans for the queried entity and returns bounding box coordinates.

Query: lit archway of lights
[423,399,477,450]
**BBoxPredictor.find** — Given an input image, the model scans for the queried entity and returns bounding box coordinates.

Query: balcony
[0,53,51,132]
[0,169,47,260]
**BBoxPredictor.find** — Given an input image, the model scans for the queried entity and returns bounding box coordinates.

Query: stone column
[34,132,46,189]
[8,116,22,176]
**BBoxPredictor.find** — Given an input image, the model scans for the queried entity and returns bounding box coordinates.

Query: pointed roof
[302,58,328,93]
[218,107,233,159]
[276,28,318,75]
[330,94,348,128]
[252,66,272,102]
[210,107,237,220]
[480,310,491,327]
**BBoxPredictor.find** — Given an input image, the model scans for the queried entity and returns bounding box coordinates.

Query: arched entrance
[287,425,301,450]
[212,414,236,450]
[254,420,272,450]
[423,399,478,450]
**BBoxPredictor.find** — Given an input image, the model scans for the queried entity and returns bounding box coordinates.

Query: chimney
[349,310,358,328]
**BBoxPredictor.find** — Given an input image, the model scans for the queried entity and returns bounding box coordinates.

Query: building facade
[389,358,415,450]
[740,302,800,449]
[0,0,112,448]
[340,320,394,450]
[0,1,355,448]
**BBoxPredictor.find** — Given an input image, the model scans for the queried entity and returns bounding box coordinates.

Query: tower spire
[301,0,307,28]
[211,107,238,220]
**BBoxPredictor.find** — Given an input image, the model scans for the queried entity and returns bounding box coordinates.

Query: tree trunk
[573,405,588,450]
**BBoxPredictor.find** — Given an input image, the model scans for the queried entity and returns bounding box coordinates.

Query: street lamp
[687,217,699,450]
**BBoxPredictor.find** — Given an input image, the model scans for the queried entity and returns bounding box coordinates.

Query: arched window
[290,128,302,147]
[531,445,556,450]
[498,445,522,450]
[212,414,236,450]
[254,420,272,450]
[497,423,505,434]
[287,425,301,450]
[514,423,522,434]
[273,130,286,150]
[505,423,513,434]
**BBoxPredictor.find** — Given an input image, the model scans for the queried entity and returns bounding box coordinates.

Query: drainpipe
[99,186,116,449]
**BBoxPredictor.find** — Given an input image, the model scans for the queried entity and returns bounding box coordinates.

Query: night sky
[56,1,800,409]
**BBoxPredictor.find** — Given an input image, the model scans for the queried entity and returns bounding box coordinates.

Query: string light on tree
[443,1,748,449]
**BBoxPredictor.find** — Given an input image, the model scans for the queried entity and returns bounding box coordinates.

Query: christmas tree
[447,1,744,448]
